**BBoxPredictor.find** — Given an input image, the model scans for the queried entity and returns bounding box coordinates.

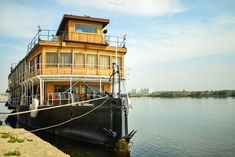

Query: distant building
[131,88,140,94]
[141,88,153,94]
[131,88,153,94]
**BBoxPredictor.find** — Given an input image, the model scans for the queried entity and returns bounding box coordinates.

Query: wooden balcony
[8,63,126,86]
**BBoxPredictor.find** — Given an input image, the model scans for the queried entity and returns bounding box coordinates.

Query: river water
[0,102,10,125]
[1,98,235,157]
[129,98,235,157]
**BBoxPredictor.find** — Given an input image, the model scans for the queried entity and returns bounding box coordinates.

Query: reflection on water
[2,98,235,157]
[35,131,130,157]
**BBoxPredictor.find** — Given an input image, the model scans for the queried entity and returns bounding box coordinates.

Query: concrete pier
[0,126,69,157]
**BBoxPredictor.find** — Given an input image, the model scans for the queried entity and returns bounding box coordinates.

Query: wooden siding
[8,16,126,93]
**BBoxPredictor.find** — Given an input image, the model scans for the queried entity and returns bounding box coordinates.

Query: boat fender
[29,98,39,118]
[122,96,132,112]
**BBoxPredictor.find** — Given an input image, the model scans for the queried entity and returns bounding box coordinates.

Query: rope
[0,96,107,117]
[29,98,109,133]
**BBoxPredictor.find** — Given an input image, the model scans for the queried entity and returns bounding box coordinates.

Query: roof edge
[56,14,110,35]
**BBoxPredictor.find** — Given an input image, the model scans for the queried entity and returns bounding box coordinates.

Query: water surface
[129,98,235,157]
[0,102,10,125]
[1,98,235,157]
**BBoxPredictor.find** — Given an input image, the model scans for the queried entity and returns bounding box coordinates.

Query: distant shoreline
[129,90,235,98]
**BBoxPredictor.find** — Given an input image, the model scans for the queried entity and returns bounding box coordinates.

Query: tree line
[129,90,235,98]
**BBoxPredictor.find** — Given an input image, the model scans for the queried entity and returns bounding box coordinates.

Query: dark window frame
[75,24,97,34]
[60,53,72,67]
[87,54,98,68]
[74,53,85,67]
[46,52,58,67]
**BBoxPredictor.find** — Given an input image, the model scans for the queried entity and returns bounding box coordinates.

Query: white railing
[9,92,72,106]
[10,95,38,106]
[27,29,57,54]
[48,92,73,105]
[27,29,127,53]
[9,63,129,87]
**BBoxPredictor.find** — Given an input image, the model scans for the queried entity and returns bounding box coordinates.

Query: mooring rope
[0,96,108,117]
[29,97,109,133]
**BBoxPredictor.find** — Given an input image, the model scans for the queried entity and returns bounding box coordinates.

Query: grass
[7,136,24,143]
[4,150,21,156]
[0,132,24,143]
[0,132,11,139]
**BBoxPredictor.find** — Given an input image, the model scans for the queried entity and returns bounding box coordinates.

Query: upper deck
[8,14,127,88]
[27,29,126,54]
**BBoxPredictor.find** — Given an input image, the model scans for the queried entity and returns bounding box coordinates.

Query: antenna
[109,0,125,98]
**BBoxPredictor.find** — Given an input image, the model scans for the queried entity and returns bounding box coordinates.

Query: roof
[56,14,110,35]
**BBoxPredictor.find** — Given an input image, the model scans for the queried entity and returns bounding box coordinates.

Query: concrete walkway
[0,126,69,157]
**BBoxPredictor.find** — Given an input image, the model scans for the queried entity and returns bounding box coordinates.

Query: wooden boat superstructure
[6,14,135,148]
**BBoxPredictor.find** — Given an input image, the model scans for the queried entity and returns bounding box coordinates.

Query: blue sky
[0,0,235,92]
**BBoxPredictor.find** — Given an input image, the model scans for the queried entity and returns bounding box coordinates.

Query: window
[46,53,58,67]
[74,53,85,67]
[75,24,97,33]
[37,54,41,69]
[87,54,97,68]
[54,85,77,94]
[112,57,122,69]
[29,57,37,72]
[82,85,103,94]
[30,59,34,72]
[100,55,110,69]
[60,53,71,67]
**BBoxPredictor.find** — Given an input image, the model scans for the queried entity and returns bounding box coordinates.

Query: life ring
[29,98,39,118]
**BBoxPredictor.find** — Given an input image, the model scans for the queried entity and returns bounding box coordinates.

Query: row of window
[46,52,122,69]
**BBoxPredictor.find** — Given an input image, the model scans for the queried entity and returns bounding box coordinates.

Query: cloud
[125,15,235,67]
[0,1,55,39]
[56,0,184,16]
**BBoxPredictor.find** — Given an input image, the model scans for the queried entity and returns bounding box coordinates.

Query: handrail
[48,92,72,105]
[26,29,126,54]
[9,63,129,87]
[27,29,57,54]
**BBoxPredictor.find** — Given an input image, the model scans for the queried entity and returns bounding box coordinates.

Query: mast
[109,0,124,98]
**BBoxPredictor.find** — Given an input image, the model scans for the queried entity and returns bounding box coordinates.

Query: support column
[42,80,45,104]
[26,82,28,106]
[39,77,43,105]
[31,79,34,99]
[100,78,102,93]
[70,76,72,93]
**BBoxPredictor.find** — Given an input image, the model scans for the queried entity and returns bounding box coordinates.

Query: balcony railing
[27,29,57,53]
[27,29,127,54]
[9,63,128,87]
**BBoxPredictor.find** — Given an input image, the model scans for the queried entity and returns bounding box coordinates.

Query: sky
[0,0,235,92]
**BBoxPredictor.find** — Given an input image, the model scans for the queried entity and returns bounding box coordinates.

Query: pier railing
[27,29,126,54]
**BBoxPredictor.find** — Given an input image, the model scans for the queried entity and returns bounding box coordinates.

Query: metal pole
[38,76,43,105]
[100,78,102,93]
[117,65,121,96]
[70,76,72,93]
[42,79,44,105]
[31,79,34,99]
[114,0,118,98]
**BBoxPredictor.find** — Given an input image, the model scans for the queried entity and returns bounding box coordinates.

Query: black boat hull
[16,98,128,147]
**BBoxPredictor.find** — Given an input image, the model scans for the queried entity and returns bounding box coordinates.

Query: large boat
[6,14,135,148]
